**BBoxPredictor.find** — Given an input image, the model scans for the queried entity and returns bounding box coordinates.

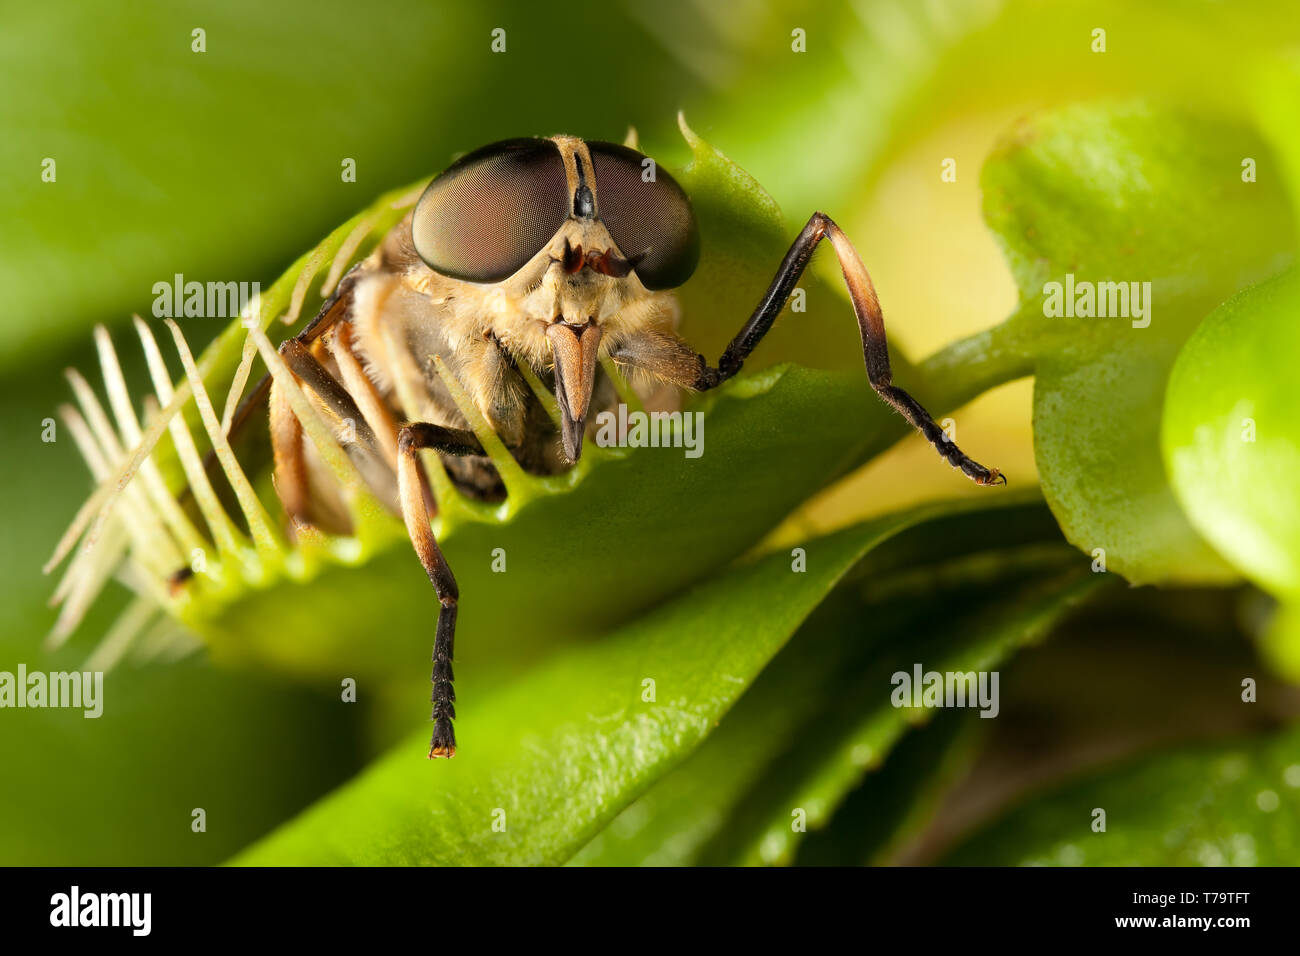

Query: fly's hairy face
[408,135,700,461]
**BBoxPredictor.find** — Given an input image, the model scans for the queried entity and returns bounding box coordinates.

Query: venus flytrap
[38,100,1296,866]
[43,123,1010,691]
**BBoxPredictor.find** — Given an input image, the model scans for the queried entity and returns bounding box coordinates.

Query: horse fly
[49,131,1005,759]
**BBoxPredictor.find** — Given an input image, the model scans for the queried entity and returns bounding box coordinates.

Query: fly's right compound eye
[586,141,700,291]
[412,138,570,283]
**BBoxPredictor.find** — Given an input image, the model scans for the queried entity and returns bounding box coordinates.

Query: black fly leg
[694,212,1005,486]
[396,422,485,759]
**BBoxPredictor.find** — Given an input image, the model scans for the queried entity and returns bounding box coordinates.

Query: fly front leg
[269,378,311,523]
[271,336,400,523]
[396,422,484,759]
[225,264,365,452]
[693,211,1005,486]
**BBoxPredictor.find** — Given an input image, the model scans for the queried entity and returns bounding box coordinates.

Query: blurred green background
[3,0,1300,864]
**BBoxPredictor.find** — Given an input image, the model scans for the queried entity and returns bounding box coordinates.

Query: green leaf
[1162,266,1300,682]
[978,102,1296,584]
[942,724,1300,865]
[792,712,974,867]
[1163,267,1300,601]
[570,498,1090,866]
[230,503,972,865]
[697,562,1103,866]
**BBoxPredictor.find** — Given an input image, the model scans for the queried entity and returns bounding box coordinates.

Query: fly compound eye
[587,141,700,290]
[412,138,570,283]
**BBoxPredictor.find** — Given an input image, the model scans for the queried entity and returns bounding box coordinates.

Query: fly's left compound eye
[412,138,570,283]
[587,141,700,290]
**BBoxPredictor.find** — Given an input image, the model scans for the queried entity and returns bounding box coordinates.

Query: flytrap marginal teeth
[220,331,260,434]
[321,211,383,300]
[94,325,209,558]
[135,317,245,559]
[46,318,283,661]
[42,180,426,665]
[165,319,285,562]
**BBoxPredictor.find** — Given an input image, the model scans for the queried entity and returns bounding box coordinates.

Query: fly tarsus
[429,597,457,759]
